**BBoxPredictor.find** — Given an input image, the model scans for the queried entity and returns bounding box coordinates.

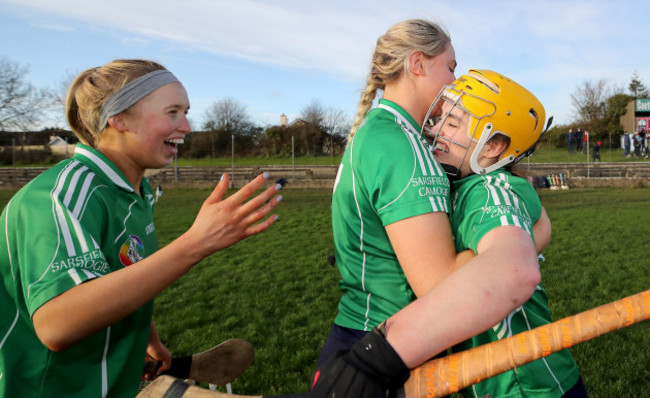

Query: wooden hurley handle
[138,375,261,397]
[404,290,650,398]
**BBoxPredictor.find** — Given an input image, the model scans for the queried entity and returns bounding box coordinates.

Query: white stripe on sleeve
[429,196,439,212]
[68,269,82,285]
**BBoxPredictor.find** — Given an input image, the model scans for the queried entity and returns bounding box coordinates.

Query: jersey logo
[119,234,145,266]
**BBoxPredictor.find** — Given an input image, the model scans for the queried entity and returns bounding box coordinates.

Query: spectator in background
[622,132,631,158]
[592,140,602,162]
[575,128,584,153]
[634,131,643,158]
[567,128,574,153]
[639,129,647,158]
[644,132,650,159]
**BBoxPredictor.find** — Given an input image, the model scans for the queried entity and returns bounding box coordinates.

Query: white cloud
[3,0,650,126]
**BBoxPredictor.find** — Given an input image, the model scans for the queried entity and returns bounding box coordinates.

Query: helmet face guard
[423,89,497,178]
[422,69,547,178]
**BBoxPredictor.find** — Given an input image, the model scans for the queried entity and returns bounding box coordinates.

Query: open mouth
[164,138,184,148]
[434,141,449,154]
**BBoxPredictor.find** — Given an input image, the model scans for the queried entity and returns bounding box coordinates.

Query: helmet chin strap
[440,163,462,182]
[468,123,514,175]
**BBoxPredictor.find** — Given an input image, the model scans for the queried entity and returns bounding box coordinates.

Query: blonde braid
[348,78,380,142]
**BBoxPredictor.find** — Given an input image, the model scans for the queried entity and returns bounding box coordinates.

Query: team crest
[119,234,145,266]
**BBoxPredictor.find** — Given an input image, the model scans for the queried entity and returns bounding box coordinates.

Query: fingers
[200,173,283,245]
[204,173,230,205]
[227,172,271,205]
[142,357,159,381]
[220,172,283,219]
[243,194,282,234]
[157,357,172,374]
[239,178,284,216]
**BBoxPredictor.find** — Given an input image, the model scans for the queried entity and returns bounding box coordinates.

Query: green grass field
[0,186,646,396]
[11,143,650,167]
[150,187,649,396]
[169,144,647,167]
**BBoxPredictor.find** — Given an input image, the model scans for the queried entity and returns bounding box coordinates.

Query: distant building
[620,99,650,132]
[47,135,76,156]
[280,113,288,127]
[0,130,78,157]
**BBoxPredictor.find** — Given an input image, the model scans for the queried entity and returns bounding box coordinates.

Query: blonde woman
[0,59,282,397]
[311,20,549,397]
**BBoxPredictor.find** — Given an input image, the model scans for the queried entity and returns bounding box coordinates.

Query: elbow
[33,312,74,352]
[520,264,541,292]
[503,247,541,305]
[44,341,71,353]
[513,258,541,304]
[34,325,73,352]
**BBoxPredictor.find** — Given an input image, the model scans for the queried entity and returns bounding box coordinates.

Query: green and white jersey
[451,170,580,398]
[0,144,158,398]
[332,99,451,331]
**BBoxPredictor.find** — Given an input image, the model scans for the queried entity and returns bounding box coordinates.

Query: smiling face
[428,99,476,177]
[122,82,190,165]
[100,82,191,188]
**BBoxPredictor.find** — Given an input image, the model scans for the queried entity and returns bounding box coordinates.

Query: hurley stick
[143,339,254,386]
[404,290,650,398]
[138,375,308,398]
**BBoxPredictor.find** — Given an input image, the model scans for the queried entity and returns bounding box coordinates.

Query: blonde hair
[349,19,451,141]
[66,59,167,147]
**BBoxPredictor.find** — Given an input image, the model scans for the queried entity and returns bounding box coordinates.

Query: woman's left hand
[143,323,172,380]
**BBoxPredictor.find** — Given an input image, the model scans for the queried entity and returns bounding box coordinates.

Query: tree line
[182,98,350,158]
[542,71,649,148]
[0,56,351,161]
[2,55,650,158]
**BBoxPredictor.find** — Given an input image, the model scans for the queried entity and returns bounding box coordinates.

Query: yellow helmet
[423,69,548,176]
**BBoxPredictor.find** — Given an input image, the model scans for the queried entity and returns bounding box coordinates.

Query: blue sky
[1,0,648,130]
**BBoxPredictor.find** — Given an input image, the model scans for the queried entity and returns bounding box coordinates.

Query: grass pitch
[151,187,649,396]
[0,186,646,396]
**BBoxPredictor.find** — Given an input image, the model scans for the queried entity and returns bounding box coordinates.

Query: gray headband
[99,70,180,128]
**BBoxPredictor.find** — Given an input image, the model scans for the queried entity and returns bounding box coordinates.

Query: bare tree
[299,100,351,136]
[323,106,352,138]
[298,100,351,155]
[0,57,50,131]
[47,71,77,127]
[202,98,253,135]
[322,106,351,155]
[199,98,258,156]
[300,100,325,126]
[570,79,611,125]
[297,100,326,155]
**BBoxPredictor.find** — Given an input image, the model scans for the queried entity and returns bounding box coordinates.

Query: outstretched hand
[186,173,282,259]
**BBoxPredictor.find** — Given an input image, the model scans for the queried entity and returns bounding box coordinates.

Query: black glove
[309,326,410,398]
[159,355,192,379]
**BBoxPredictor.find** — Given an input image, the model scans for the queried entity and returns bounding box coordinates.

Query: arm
[385,225,541,367]
[532,206,551,253]
[385,212,457,297]
[33,173,282,352]
[454,250,476,269]
[310,226,541,397]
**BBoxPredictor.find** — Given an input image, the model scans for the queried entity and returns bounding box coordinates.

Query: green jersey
[0,144,158,397]
[451,170,580,398]
[333,99,451,331]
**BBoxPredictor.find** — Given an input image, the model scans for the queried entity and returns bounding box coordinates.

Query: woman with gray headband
[0,59,283,397]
